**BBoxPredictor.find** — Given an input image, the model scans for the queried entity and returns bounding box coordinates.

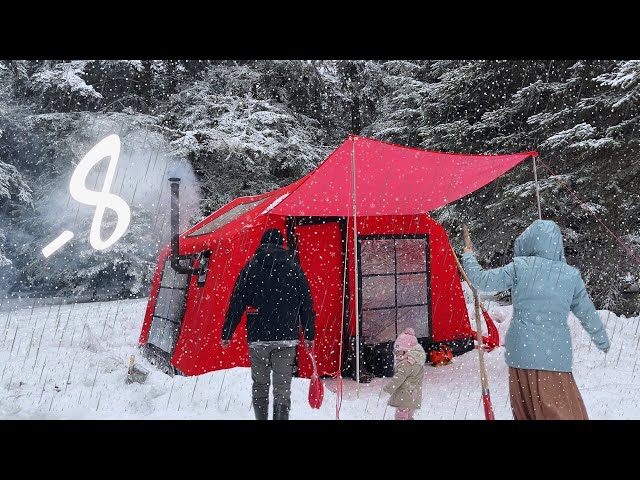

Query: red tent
[138,135,536,379]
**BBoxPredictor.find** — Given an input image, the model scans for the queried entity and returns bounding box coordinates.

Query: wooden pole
[453,225,495,420]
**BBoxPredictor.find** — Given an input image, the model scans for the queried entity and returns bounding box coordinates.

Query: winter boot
[253,398,269,420]
[273,404,290,420]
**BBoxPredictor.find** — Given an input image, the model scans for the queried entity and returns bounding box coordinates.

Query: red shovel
[308,349,324,409]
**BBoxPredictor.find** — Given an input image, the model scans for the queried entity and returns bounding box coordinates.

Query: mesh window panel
[147,317,180,352]
[396,239,427,274]
[187,197,268,237]
[362,309,396,343]
[397,305,429,338]
[360,236,430,344]
[361,275,395,310]
[397,274,428,306]
[360,239,395,275]
[148,258,190,354]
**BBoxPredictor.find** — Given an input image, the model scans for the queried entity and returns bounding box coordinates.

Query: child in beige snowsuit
[383,327,427,420]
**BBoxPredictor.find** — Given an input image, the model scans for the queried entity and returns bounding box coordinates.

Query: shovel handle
[463,224,473,251]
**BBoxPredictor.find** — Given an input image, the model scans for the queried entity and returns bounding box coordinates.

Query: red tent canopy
[139,134,539,381]
[272,135,537,216]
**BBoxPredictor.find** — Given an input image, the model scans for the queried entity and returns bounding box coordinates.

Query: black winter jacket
[222,243,316,343]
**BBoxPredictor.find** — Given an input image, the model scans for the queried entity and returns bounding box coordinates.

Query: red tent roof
[272,135,537,217]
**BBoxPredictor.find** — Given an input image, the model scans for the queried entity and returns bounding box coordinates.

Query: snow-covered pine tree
[28,61,104,112]
[14,206,158,299]
[160,61,341,215]
[334,60,385,136]
[1,59,637,314]
[0,160,33,267]
[415,60,639,315]
[362,60,435,146]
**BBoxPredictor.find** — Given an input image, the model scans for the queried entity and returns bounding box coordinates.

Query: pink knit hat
[394,327,418,351]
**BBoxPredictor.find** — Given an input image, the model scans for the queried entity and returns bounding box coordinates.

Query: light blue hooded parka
[462,220,610,372]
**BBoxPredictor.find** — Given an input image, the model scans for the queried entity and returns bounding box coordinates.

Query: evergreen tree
[0,59,637,313]
[0,159,33,266]
[362,60,434,146]
[410,60,639,314]
[160,61,341,214]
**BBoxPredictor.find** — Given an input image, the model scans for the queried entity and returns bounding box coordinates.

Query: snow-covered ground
[0,297,638,420]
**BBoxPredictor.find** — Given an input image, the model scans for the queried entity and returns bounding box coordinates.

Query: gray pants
[248,344,296,409]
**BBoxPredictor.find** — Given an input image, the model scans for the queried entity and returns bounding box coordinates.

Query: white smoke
[40,114,202,256]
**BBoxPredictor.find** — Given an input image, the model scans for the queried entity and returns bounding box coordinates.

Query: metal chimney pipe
[169,177,199,274]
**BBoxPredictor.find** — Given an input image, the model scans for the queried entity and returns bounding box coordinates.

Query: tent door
[292,220,345,378]
[142,256,192,376]
[357,234,432,375]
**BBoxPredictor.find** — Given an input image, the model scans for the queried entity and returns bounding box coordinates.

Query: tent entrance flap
[358,234,432,344]
[292,220,345,378]
[142,256,191,376]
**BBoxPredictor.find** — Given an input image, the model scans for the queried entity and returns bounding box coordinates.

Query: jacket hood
[514,220,565,262]
[254,242,292,268]
[260,228,284,247]
[253,229,288,268]
[406,343,427,366]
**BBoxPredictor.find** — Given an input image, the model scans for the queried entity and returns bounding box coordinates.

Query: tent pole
[351,136,360,384]
[532,155,542,220]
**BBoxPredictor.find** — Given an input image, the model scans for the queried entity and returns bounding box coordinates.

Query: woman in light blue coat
[462,219,610,420]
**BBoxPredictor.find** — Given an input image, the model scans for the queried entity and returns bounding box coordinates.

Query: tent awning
[272,135,537,217]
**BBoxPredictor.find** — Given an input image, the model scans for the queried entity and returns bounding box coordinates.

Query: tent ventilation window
[187,197,269,237]
[358,235,431,345]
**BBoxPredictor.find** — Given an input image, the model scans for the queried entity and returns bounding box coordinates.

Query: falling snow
[0,297,637,419]
[0,60,638,420]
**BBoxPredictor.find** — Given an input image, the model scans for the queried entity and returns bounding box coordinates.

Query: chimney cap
[168,177,181,183]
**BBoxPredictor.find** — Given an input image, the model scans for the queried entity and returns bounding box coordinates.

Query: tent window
[187,197,269,237]
[359,236,430,344]
[360,239,395,275]
[362,309,396,343]
[397,274,428,306]
[148,258,190,354]
[362,276,395,309]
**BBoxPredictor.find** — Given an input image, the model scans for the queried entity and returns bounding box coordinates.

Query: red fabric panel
[273,136,535,216]
[295,222,345,378]
[426,218,472,341]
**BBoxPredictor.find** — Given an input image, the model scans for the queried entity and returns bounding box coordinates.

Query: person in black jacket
[221,228,316,420]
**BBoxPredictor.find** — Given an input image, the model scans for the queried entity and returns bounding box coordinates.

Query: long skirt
[508,367,589,420]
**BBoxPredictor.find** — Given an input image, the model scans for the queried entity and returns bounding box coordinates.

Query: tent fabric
[139,135,537,379]
[272,135,537,217]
